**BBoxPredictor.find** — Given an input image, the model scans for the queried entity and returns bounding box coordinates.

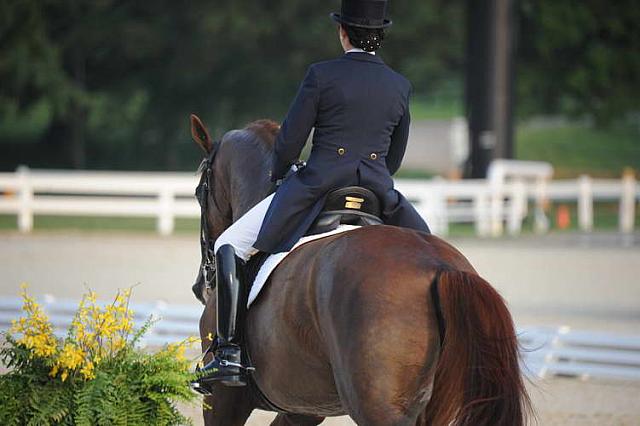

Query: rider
[198,0,431,387]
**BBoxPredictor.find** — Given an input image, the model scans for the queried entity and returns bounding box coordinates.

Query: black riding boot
[194,244,251,389]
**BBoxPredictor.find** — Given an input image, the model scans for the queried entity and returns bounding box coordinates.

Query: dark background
[0,0,638,174]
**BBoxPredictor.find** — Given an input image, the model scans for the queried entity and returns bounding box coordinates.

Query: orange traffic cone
[556,204,571,229]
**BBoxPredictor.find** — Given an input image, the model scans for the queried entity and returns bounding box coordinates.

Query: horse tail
[422,270,532,426]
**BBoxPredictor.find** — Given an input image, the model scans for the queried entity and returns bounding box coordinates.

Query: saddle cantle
[308,186,383,235]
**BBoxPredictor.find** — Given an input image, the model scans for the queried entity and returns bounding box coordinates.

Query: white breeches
[214,193,275,261]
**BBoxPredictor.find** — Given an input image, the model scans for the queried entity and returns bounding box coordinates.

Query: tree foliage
[0,0,637,170]
[0,1,466,170]
[517,0,640,124]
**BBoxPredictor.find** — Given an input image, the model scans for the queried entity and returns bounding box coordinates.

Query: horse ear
[190,114,213,154]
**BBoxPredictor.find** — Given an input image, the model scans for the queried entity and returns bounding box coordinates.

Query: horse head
[190,114,279,304]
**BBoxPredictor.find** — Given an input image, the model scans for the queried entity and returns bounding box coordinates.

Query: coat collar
[343,51,385,65]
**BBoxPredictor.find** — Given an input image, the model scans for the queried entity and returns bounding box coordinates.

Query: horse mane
[197,119,278,174]
[244,119,280,149]
[209,119,279,218]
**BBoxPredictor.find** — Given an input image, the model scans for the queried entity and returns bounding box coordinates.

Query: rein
[197,142,221,291]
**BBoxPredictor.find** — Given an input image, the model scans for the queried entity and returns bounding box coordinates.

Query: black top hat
[330,0,392,29]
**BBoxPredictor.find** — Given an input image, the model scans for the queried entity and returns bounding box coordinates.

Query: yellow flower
[112,337,126,352]
[56,343,85,370]
[165,336,200,364]
[12,286,141,382]
[49,365,59,378]
[175,345,187,362]
[12,285,58,359]
[80,361,95,380]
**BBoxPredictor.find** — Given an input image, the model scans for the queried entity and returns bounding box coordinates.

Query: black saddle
[308,186,383,235]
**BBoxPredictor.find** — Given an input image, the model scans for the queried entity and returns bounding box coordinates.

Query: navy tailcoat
[253,52,430,254]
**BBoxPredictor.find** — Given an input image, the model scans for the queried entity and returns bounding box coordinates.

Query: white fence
[2,296,639,381]
[520,326,640,381]
[0,162,637,236]
[0,166,200,236]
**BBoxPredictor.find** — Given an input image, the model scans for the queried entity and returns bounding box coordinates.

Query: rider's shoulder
[300,59,343,85]
[308,58,343,72]
[303,58,411,93]
[305,56,378,79]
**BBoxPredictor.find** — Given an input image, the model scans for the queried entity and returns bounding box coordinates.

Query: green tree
[517,0,640,125]
[1,0,468,170]
[0,0,151,168]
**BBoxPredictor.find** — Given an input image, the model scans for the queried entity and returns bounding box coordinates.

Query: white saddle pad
[248,225,361,307]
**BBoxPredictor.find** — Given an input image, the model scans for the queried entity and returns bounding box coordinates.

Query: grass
[1,202,635,237]
[410,97,463,120]
[407,98,639,179]
[446,200,638,237]
[395,169,435,179]
[409,99,639,179]
[0,215,200,234]
[516,122,640,178]
[542,201,639,231]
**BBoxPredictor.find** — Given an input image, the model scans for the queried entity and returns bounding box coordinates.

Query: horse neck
[224,140,274,220]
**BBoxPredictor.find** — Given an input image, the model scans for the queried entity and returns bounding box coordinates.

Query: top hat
[330,0,392,29]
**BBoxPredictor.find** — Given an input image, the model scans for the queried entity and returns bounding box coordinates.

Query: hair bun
[344,25,385,52]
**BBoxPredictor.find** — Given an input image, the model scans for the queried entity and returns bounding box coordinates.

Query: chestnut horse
[190,115,531,426]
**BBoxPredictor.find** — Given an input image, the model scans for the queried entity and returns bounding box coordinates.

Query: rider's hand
[275,162,306,186]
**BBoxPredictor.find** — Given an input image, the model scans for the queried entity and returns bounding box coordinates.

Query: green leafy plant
[0,285,200,425]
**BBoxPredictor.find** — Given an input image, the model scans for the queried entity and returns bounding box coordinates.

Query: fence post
[157,187,175,236]
[578,175,593,232]
[423,189,447,236]
[435,189,449,236]
[474,191,490,237]
[17,166,33,233]
[490,183,504,237]
[619,169,637,233]
[507,180,526,236]
[533,178,549,234]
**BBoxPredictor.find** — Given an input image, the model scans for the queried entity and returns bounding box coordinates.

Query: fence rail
[2,296,639,381]
[0,162,637,236]
[520,326,640,381]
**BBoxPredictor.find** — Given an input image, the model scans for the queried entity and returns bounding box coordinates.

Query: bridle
[195,141,221,292]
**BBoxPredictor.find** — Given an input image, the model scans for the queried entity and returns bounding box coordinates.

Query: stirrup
[191,365,246,394]
[190,343,254,393]
[191,358,252,391]
[219,359,255,371]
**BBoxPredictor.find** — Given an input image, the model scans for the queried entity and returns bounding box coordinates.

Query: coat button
[370,153,378,160]
[337,147,346,156]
